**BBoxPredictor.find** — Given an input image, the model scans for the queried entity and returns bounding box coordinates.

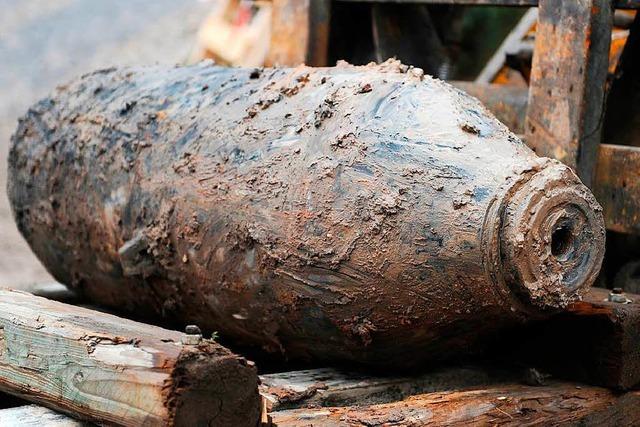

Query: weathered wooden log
[0,289,261,426]
[260,366,512,411]
[268,382,640,426]
[8,60,605,365]
[0,405,85,427]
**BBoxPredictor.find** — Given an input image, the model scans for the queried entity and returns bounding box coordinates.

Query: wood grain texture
[269,382,640,426]
[0,289,261,426]
[525,0,613,187]
[0,404,87,427]
[594,144,640,234]
[260,367,510,411]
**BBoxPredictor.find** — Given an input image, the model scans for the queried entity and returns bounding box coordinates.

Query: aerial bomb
[8,61,605,365]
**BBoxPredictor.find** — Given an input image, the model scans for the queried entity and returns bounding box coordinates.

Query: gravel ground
[0,0,213,288]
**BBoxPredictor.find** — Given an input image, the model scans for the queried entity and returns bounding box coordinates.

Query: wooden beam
[260,367,511,411]
[266,0,331,67]
[0,405,84,427]
[266,0,311,66]
[525,0,613,188]
[498,287,640,390]
[0,289,261,427]
[594,144,640,234]
[307,0,332,66]
[269,381,640,426]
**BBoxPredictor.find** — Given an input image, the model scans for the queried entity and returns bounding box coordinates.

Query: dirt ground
[0,0,213,288]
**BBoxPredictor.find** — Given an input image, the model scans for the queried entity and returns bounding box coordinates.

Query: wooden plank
[336,0,640,9]
[260,367,512,411]
[0,289,261,427]
[594,144,640,234]
[498,287,640,390]
[307,0,332,66]
[0,405,86,427]
[266,0,311,66]
[525,0,613,188]
[603,12,640,148]
[269,381,640,426]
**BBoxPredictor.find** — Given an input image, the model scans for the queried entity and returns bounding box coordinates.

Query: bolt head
[608,291,631,304]
[185,324,201,335]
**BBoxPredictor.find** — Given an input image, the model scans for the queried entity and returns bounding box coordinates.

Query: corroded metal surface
[525,0,613,187]
[451,84,640,236]
[8,61,605,365]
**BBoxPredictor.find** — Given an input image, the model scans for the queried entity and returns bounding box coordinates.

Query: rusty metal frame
[277,0,639,234]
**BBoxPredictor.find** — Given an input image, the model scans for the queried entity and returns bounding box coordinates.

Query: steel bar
[270,381,640,426]
[594,144,640,234]
[8,62,605,365]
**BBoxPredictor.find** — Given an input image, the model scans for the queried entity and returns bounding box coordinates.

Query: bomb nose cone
[499,161,605,310]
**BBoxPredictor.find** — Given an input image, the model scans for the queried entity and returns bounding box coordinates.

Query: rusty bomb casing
[8,61,605,365]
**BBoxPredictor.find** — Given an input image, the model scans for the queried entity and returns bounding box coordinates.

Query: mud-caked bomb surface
[8,60,605,365]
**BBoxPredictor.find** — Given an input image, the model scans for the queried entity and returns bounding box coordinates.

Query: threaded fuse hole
[551,225,574,260]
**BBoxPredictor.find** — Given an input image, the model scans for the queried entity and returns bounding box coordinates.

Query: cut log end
[166,342,261,427]
[496,160,605,310]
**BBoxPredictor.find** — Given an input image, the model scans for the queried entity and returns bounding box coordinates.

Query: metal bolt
[185,324,201,335]
[608,289,632,304]
[182,324,203,345]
